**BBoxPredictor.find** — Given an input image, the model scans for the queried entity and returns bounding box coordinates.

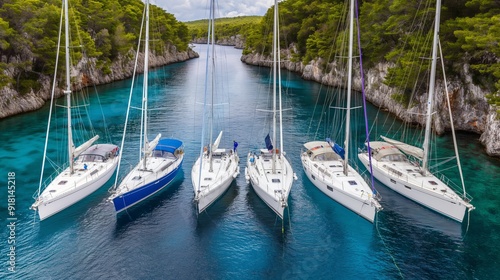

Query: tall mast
[196,0,213,192]
[343,0,354,175]
[277,0,284,162]
[271,0,278,173]
[208,0,215,172]
[422,0,441,172]
[64,0,75,175]
[142,0,150,170]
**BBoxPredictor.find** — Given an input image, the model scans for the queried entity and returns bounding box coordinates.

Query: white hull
[192,150,239,213]
[34,155,119,220]
[358,152,472,222]
[245,151,294,219]
[301,152,380,223]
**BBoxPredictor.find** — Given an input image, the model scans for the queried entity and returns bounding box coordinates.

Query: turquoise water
[1,44,499,279]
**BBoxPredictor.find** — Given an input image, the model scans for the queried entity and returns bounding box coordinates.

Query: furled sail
[145,133,162,155]
[73,135,100,158]
[211,131,223,151]
[381,135,424,160]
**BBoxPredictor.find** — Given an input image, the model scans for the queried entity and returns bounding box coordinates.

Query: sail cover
[381,135,424,159]
[73,135,100,158]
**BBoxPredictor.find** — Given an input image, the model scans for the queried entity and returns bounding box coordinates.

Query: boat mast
[277,0,284,163]
[208,0,215,172]
[422,0,441,173]
[343,0,354,176]
[142,0,150,170]
[271,0,278,173]
[196,0,214,193]
[64,0,75,175]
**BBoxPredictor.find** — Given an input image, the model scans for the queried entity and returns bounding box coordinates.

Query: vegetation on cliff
[0,0,189,94]
[242,0,500,114]
[185,16,262,42]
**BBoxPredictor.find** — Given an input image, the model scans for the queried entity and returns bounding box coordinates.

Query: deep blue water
[1,44,500,279]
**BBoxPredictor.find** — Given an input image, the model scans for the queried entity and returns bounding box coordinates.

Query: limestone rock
[241,51,500,157]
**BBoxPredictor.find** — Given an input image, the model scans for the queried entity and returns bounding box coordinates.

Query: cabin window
[404,185,411,190]
[153,150,163,157]
[272,179,281,183]
[204,178,212,181]
[58,181,67,185]
[348,180,357,186]
[390,179,396,184]
[327,186,333,192]
[429,181,438,185]
[311,175,315,180]
[132,176,142,181]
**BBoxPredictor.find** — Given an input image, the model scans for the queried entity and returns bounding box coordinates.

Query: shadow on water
[245,183,293,241]
[35,181,115,238]
[374,180,464,241]
[195,180,240,226]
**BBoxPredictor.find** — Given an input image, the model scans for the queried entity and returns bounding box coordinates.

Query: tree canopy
[0,0,189,94]
[242,0,500,111]
[185,16,262,42]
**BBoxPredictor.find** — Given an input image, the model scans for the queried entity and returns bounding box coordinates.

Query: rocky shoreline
[190,35,245,49]
[241,51,500,157]
[0,47,198,119]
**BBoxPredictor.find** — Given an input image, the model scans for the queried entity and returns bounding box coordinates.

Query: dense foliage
[243,0,500,113]
[185,16,262,42]
[0,0,189,94]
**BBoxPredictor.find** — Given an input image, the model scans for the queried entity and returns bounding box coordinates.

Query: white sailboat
[245,0,296,220]
[192,0,240,214]
[358,0,474,223]
[108,0,184,213]
[32,0,120,220]
[301,0,382,223]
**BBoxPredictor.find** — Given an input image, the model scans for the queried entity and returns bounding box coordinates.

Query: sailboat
[191,0,240,214]
[358,0,474,223]
[245,0,296,220]
[31,0,120,220]
[301,0,382,223]
[108,0,184,213]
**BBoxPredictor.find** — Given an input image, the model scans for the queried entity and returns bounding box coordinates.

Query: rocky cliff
[191,35,245,49]
[0,46,198,119]
[241,50,500,157]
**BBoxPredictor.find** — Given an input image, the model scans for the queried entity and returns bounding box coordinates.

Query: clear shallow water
[1,44,499,279]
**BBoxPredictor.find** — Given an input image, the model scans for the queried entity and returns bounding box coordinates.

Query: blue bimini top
[154,139,183,154]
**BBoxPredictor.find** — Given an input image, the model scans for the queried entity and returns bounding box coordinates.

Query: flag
[326,138,345,159]
[265,134,273,153]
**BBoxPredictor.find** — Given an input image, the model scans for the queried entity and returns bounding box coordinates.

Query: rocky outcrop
[480,109,500,156]
[241,51,500,157]
[191,34,245,49]
[0,47,198,119]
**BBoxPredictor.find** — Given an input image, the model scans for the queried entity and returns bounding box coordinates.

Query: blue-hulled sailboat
[108,0,184,213]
